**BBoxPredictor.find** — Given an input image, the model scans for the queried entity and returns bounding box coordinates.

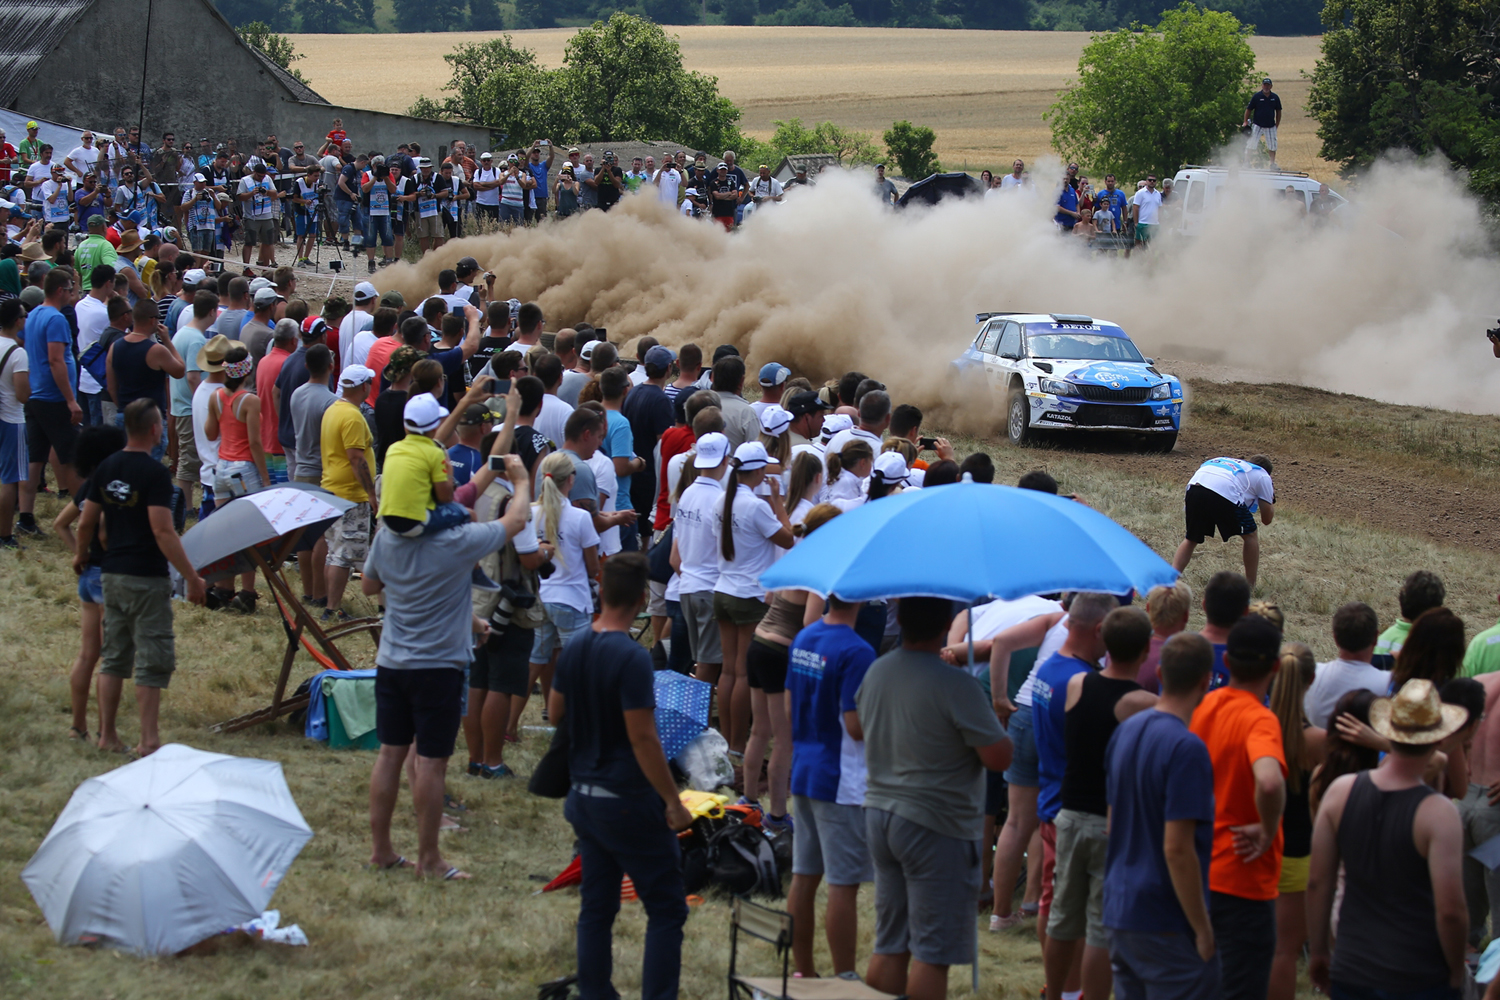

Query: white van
[1169,165,1346,235]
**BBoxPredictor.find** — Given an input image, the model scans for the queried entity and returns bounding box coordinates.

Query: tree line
[213,0,1323,36]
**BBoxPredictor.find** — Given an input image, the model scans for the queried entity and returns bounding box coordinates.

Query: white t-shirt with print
[714,484,784,600]
[535,502,600,615]
[675,475,724,594]
[1188,457,1274,510]
[238,175,278,220]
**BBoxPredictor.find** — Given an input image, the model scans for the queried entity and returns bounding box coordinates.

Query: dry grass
[9,374,1498,997]
[290,27,1331,174]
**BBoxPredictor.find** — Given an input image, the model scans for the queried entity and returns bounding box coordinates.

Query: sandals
[370,855,414,871]
[69,727,90,742]
[440,867,470,881]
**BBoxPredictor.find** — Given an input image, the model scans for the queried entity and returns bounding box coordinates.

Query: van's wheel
[1007,391,1033,447]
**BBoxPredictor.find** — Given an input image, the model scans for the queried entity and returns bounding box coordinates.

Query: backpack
[78,326,123,388]
[679,812,782,899]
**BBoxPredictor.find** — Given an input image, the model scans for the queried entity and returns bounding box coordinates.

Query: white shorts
[1248,124,1277,152]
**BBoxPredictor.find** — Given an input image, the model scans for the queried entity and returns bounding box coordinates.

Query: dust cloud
[379,157,1500,420]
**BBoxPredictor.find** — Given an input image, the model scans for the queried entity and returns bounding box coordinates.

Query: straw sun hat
[1369,679,1469,745]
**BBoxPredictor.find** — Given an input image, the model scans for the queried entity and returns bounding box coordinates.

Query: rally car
[951,313,1183,451]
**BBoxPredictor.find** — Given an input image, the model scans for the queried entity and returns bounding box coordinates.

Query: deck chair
[212,539,381,734]
[727,896,903,1000]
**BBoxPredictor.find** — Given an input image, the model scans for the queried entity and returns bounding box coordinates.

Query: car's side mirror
[1145,358,1154,365]
[1000,352,1018,360]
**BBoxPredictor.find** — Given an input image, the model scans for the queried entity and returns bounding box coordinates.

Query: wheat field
[290,26,1331,174]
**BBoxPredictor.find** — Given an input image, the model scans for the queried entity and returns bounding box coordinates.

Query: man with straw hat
[1307,678,1468,998]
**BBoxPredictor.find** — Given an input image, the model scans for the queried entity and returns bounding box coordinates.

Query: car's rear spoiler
[975,312,1027,324]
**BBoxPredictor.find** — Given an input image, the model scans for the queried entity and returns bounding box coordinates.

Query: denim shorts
[364,212,394,247]
[531,602,591,663]
[499,203,524,225]
[77,564,104,604]
[1004,703,1040,787]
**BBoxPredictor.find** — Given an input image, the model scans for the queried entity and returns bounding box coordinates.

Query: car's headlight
[1149,382,1172,400]
[1039,378,1074,396]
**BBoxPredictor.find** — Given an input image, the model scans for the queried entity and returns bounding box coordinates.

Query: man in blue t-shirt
[1030,592,1114,964]
[1055,178,1081,231]
[447,403,489,487]
[550,553,692,1000]
[1094,175,1129,234]
[23,268,83,499]
[1197,570,1250,690]
[526,140,554,223]
[786,595,877,979]
[1104,632,1218,1000]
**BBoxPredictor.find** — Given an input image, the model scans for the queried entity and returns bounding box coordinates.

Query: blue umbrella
[653,671,713,759]
[759,482,1177,603]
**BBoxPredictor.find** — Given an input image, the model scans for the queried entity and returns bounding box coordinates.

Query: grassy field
[289,27,1332,174]
[4,371,1497,998]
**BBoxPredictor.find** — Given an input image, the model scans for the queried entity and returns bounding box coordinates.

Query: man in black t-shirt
[596,152,624,212]
[550,554,693,1000]
[73,399,206,756]
[1243,78,1283,166]
[709,163,742,231]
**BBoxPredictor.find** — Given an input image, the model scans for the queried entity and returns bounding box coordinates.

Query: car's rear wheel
[1007,391,1033,447]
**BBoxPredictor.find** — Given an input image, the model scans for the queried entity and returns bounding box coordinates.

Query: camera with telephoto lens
[485,581,537,644]
[1487,321,1500,342]
[372,161,389,181]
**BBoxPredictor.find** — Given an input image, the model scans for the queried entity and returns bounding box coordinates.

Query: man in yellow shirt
[320,364,376,622]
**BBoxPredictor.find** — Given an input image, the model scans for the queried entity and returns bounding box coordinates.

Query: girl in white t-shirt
[713,441,795,759]
[823,438,874,511]
[530,451,600,683]
[585,448,621,556]
[784,451,824,528]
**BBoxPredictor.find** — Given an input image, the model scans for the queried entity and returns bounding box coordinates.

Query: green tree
[769,118,878,163]
[295,0,361,31]
[1046,2,1258,182]
[469,0,506,27]
[721,0,759,24]
[392,0,467,29]
[236,20,310,83]
[1307,0,1500,201]
[883,120,940,178]
[215,0,293,29]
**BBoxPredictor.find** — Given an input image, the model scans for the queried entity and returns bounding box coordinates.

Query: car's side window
[997,322,1022,359]
[979,322,1002,356]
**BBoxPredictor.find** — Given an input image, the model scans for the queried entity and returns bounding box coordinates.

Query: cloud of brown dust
[380,158,1500,421]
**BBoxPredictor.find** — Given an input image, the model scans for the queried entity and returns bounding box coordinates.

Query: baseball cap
[758,362,790,387]
[733,441,771,471]
[84,212,104,229]
[871,451,910,485]
[385,346,421,380]
[784,390,832,418]
[693,433,730,469]
[458,403,490,427]
[300,316,328,339]
[379,289,405,309]
[182,268,207,287]
[249,276,274,294]
[821,413,853,441]
[568,147,581,155]
[455,256,480,278]
[253,286,283,307]
[579,340,598,361]
[717,162,728,170]
[644,345,676,369]
[353,281,378,303]
[712,344,741,363]
[506,153,519,163]
[479,151,492,160]
[19,286,43,308]
[193,172,206,183]
[1262,76,1273,84]
[339,364,375,389]
[1226,614,1283,670]
[759,404,792,437]
[403,393,449,433]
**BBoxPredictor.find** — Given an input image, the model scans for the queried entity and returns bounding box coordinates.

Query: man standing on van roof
[1243,78,1283,168]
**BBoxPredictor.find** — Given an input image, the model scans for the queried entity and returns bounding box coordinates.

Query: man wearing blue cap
[754,362,790,417]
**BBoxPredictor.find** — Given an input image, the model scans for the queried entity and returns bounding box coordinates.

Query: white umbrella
[21,744,313,955]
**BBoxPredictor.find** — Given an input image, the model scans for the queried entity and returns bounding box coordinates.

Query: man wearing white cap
[340,281,378,375]
[671,431,731,689]
[753,362,790,417]
[320,364,377,622]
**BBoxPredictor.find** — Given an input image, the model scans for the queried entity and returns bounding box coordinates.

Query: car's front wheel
[1007,391,1033,447]
[1145,431,1178,454]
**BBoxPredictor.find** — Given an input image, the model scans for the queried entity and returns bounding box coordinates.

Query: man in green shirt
[17,121,42,172]
[1373,569,1444,669]
[1464,596,1500,678]
[73,215,119,288]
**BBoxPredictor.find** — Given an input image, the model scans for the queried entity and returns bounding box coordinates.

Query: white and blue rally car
[952,313,1183,451]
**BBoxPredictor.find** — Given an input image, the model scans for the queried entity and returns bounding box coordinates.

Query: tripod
[304,192,346,277]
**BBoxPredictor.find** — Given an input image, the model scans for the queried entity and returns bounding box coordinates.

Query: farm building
[0,0,489,157]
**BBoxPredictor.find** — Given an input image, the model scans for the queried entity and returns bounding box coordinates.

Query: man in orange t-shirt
[1188,613,1287,1000]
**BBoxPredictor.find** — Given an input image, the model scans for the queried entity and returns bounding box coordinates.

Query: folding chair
[727,896,904,1000]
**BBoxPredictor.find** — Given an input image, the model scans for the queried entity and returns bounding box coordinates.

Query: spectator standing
[671,431,730,686]
[106,298,186,446]
[23,268,84,506]
[787,581,878,979]
[532,353,574,451]
[237,160,280,268]
[471,151,500,222]
[240,286,281,377]
[1243,78,1283,167]
[1199,570,1251,689]
[1136,581,1193,693]
[287,344,337,603]
[708,162,742,231]
[550,552,693,1000]
[341,282,380,373]
[321,365,377,622]
[710,355,762,450]
[1463,596,1500,678]
[363,452,532,881]
[257,319,298,484]
[874,164,897,206]
[1103,634,1219,1000]
[1303,602,1389,728]
[73,399,206,755]
[859,597,1011,1000]
[622,344,676,538]
[74,262,115,427]
[1307,679,1467,998]
[1189,615,1288,1000]
[0,298,28,547]
[1131,174,1164,247]
[1173,455,1276,586]
[1375,570,1446,668]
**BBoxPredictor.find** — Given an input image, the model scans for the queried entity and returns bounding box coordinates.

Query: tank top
[756,590,807,645]
[111,335,168,414]
[556,183,579,216]
[1282,765,1313,858]
[216,387,254,462]
[1061,671,1140,815]
[1331,772,1448,990]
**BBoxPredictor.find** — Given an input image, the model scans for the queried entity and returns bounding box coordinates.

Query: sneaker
[444,793,468,812]
[15,519,42,536]
[479,763,515,780]
[836,972,864,982]
[321,607,352,624]
[735,796,761,809]
[990,913,1028,932]
[763,813,794,835]
[367,260,377,273]
[467,761,482,777]
[0,537,19,549]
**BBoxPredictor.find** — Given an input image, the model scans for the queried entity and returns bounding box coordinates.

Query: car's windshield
[1025,329,1144,362]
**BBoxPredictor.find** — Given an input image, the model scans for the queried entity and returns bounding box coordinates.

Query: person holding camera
[1488,323,1500,359]
[596,152,623,212]
[361,155,397,273]
[498,153,532,228]
[438,160,467,243]
[238,159,282,268]
[290,163,324,268]
[526,140,554,223]
[412,157,445,255]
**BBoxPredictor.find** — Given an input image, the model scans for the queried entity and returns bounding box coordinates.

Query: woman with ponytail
[741,503,844,830]
[518,451,601,728]
[714,441,796,771]
[784,451,824,526]
[670,433,732,689]
[865,451,910,504]
[1268,641,1325,1000]
[823,439,873,508]
[759,404,793,488]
